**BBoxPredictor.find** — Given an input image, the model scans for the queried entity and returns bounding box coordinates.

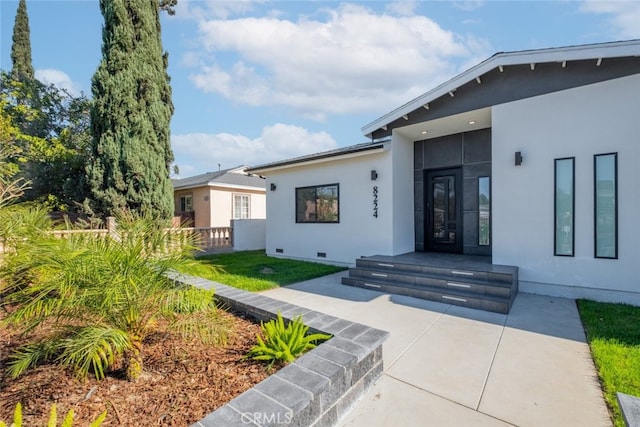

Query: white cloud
[188,3,485,119]
[580,0,640,39]
[385,0,419,17]
[171,123,337,177]
[173,0,264,20]
[452,1,485,12]
[35,69,82,96]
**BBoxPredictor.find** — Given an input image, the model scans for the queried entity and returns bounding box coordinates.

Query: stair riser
[342,276,509,306]
[350,269,417,285]
[349,256,518,314]
[355,259,514,285]
[342,278,509,314]
[350,269,513,298]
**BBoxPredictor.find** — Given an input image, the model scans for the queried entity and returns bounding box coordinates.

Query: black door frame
[424,167,463,253]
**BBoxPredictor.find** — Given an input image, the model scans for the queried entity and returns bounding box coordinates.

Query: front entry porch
[414,128,492,256]
[341,252,518,314]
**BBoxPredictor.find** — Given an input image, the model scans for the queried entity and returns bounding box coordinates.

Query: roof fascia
[173,183,207,191]
[174,182,264,191]
[361,58,495,136]
[208,183,266,192]
[228,166,248,173]
[361,40,640,136]
[248,146,387,175]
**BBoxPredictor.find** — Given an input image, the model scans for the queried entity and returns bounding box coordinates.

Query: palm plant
[0,177,29,210]
[247,312,331,367]
[1,211,230,381]
[0,175,34,248]
[0,177,48,300]
[0,402,107,427]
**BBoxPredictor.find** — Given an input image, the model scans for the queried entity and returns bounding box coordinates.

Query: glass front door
[425,168,462,253]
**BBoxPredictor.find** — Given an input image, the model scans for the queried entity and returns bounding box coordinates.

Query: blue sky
[1,1,639,178]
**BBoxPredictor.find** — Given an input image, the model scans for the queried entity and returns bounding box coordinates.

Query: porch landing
[341,252,519,314]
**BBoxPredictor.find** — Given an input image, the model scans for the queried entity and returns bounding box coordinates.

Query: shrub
[247,312,331,367]
[0,402,107,427]
[1,212,230,381]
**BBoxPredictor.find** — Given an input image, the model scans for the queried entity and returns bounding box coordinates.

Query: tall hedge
[87,0,175,219]
[10,0,34,81]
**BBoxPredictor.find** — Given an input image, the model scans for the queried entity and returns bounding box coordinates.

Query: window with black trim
[478,177,490,246]
[594,153,617,259]
[296,184,339,223]
[554,157,575,256]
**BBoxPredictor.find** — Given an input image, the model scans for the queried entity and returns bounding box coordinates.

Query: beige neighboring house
[172,166,266,228]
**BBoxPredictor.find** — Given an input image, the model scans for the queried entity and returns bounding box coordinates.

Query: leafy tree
[10,0,34,81]
[25,91,92,211]
[0,90,35,222]
[159,0,177,15]
[0,97,35,251]
[1,213,230,382]
[0,72,92,212]
[0,98,27,179]
[1,73,48,140]
[1,72,82,141]
[87,0,175,220]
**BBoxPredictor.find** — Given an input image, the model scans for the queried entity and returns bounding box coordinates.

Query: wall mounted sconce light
[515,151,523,166]
[371,170,378,181]
[270,183,277,191]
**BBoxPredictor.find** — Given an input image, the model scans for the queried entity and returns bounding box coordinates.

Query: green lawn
[194,250,346,292]
[577,299,640,427]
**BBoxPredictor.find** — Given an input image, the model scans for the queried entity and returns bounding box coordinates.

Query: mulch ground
[0,309,277,426]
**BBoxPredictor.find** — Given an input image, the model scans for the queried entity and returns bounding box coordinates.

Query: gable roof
[246,141,388,174]
[172,166,266,191]
[363,39,640,139]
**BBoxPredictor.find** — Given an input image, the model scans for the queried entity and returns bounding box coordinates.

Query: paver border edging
[170,273,389,427]
[617,392,640,427]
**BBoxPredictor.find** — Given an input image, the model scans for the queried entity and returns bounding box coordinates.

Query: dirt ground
[0,309,275,426]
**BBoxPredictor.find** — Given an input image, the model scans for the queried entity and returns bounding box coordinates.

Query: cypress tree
[87,0,175,220]
[11,0,34,81]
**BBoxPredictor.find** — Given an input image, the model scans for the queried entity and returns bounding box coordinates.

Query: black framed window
[594,153,617,259]
[554,158,575,256]
[478,177,490,246]
[296,184,339,223]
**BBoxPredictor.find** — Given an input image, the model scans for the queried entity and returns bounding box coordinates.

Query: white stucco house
[247,40,640,310]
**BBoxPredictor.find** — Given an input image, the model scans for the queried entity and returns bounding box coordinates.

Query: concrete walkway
[261,271,611,427]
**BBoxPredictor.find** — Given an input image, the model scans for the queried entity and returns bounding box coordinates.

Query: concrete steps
[341,255,518,314]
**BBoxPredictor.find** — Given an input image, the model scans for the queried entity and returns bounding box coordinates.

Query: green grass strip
[195,250,346,292]
[577,299,640,427]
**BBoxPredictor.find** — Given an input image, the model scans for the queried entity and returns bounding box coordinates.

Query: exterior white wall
[232,219,266,251]
[209,187,266,227]
[263,148,394,265]
[391,132,416,254]
[492,73,640,301]
[250,192,266,220]
[210,187,233,227]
